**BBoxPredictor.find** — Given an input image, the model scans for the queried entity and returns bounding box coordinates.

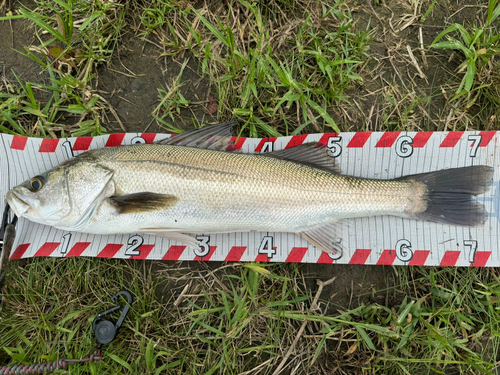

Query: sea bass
[4,122,494,255]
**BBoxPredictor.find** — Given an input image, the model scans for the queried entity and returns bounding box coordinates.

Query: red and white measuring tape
[1,131,498,267]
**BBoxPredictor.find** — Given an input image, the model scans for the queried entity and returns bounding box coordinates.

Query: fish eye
[29,176,44,192]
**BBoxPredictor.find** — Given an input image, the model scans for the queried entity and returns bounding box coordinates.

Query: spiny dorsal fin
[156,122,240,151]
[266,143,340,174]
[108,192,179,214]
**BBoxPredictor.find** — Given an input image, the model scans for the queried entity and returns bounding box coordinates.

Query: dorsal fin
[156,122,239,151]
[156,123,340,172]
[266,143,340,174]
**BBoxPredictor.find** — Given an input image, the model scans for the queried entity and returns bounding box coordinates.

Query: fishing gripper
[93,290,133,347]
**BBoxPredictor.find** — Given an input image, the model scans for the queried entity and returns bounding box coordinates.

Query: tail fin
[398,165,494,227]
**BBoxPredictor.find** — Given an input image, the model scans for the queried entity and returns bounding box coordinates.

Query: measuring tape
[0,131,498,267]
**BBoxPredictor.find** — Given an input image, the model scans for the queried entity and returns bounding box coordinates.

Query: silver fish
[4,123,494,255]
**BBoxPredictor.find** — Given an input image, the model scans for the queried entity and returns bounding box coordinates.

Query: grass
[0,0,500,374]
[167,1,371,136]
[2,259,500,374]
[428,0,500,128]
[0,65,108,137]
[430,0,500,114]
[0,0,127,137]
[1,0,372,137]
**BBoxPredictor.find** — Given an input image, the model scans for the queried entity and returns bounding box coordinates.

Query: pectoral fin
[299,222,346,257]
[108,192,179,214]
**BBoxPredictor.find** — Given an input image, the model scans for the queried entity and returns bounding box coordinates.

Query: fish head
[6,160,114,229]
[6,167,69,225]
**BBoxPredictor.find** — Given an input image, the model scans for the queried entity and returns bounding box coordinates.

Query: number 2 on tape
[125,235,143,256]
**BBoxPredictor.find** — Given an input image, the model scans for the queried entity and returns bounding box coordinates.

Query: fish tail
[398,165,494,227]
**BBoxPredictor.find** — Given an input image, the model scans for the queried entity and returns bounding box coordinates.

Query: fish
[4,122,494,255]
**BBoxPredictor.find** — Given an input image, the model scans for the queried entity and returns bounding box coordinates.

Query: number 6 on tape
[395,136,413,158]
[395,239,413,262]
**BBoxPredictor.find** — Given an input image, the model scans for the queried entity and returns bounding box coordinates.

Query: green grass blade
[1,112,28,136]
[422,0,438,22]
[487,0,500,24]
[356,326,376,351]
[107,353,133,371]
[0,123,23,136]
[464,58,476,91]
[253,117,282,137]
[51,0,72,12]
[431,40,472,58]
[306,98,339,132]
[0,15,24,21]
[192,8,229,47]
[19,9,65,43]
[290,116,321,135]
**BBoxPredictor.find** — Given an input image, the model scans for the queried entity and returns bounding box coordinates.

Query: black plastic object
[92,290,133,346]
[0,204,17,307]
[0,204,17,242]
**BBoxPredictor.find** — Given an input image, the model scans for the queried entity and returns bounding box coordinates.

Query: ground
[1,0,500,374]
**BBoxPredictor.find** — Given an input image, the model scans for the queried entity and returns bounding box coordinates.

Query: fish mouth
[5,190,31,217]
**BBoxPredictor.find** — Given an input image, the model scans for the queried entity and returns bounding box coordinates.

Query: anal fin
[298,221,347,257]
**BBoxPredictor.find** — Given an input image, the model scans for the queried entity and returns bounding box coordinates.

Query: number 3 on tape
[194,236,211,257]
